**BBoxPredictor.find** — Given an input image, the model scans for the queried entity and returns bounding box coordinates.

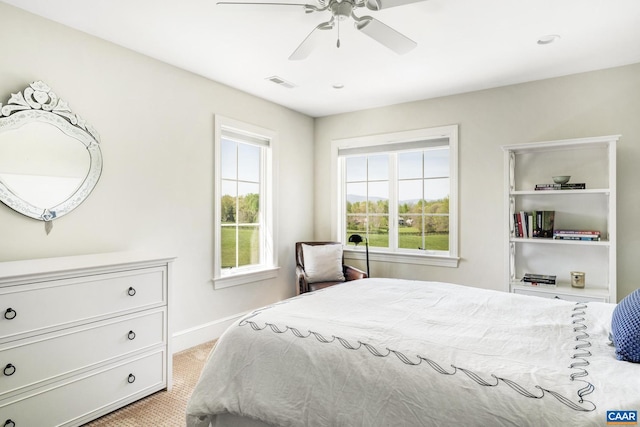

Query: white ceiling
[4,0,640,117]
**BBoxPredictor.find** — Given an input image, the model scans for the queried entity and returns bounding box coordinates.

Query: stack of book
[513,210,555,238]
[521,273,557,287]
[535,183,586,191]
[553,230,601,241]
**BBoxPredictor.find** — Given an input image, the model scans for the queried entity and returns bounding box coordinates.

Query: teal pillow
[611,289,640,363]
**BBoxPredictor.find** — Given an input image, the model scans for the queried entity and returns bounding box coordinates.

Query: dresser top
[0,252,175,284]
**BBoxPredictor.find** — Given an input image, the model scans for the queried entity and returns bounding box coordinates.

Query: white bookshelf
[502,135,618,303]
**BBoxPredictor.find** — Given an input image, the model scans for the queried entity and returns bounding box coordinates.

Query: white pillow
[302,243,345,284]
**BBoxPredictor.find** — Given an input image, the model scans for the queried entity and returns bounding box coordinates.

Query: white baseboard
[172,311,249,353]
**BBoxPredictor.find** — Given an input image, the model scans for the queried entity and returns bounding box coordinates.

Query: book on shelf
[521,273,557,287]
[553,229,601,241]
[512,210,555,238]
[553,235,601,241]
[537,210,555,238]
[534,183,586,190]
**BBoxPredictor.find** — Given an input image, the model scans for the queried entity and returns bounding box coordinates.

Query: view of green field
[346,228,449,251]
[221,226,258,268]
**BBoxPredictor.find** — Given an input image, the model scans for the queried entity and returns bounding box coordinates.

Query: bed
[186,278,640,427]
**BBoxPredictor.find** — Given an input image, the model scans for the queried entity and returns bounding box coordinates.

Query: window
[213,116,278,288]
[333,125,459,267]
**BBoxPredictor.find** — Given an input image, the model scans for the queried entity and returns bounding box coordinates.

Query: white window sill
[344,249,459,268]
[213,266,280,289]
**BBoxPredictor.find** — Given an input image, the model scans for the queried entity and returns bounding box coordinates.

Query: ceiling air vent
[266,76,296,89]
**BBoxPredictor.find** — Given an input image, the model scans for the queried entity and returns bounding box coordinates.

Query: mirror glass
[0,81,102,222]
[0,122,90,207]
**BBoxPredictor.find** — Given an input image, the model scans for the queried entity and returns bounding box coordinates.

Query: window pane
[346,156,366,182]
[398,152,422,180]
[398,180,422,209]
[346,182,366,211]
[399,214,421,250]
[424,232,450,251]
[238,143,260,183]
[424,178,449,203]
[221,139,237,180]
[368,181,388,214]
[424,148,449,178]
[221,226,237,268]
[238,225,260,267]
[221,180,237,224]
[368,216,389,248]
[220,196,236,225]
[346,214,367,234]
[238,182,259,224]
[368,154,389,181]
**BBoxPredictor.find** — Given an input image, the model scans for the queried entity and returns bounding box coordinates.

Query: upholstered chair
[295,241,368,294]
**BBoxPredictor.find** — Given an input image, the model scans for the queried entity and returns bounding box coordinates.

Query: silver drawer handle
[4,420,15,427]
[127,287,136,296]
[127,373,136,384]
[3,364,16,377]
[4,308,16,320]
[127,330,136,340]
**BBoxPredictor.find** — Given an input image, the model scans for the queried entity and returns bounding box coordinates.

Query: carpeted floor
[83,340,216,427]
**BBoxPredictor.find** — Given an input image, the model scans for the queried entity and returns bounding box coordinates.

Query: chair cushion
[611,289,640,363]
[301,243,345,284]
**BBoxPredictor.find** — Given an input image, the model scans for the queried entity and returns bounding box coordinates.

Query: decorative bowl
[552,175,570,184]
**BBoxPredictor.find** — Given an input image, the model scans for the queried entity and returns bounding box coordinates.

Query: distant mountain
[346,194,385,203]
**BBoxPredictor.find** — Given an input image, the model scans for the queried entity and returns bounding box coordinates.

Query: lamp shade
[348,234,364,245]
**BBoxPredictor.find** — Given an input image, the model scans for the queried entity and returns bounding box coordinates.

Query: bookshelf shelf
[510,237,610,246]
[511,189,610,196]
[502,135,618,303]
[511,282,609,303]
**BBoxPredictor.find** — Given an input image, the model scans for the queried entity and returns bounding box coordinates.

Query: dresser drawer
[0,308,166,398]
[0,350,166,427]
[1,267,166,342]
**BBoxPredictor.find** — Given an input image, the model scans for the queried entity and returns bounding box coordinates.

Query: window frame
[331,125,459,268]
[213,115,279,289]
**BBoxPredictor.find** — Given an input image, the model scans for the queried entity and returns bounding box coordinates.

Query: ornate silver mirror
[0,81,102,229]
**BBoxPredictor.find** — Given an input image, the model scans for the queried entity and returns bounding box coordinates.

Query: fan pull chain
[337,19,341,48]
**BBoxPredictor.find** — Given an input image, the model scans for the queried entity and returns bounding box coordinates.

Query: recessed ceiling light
[333,83,345,89]
[537,34,560,45]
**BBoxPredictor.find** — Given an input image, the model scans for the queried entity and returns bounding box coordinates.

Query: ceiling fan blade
[289,20,334,60]
[365,0,428,11]
[355,17,416,54]
[217,1,319,12]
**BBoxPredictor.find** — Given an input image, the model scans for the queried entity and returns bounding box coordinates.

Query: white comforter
[186,279,640,427]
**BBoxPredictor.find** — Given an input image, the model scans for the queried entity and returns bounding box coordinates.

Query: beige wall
[315,64,640,301]
[0,3,315,350]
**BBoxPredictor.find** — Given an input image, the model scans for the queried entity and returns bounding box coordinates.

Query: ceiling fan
[217,0,428,60]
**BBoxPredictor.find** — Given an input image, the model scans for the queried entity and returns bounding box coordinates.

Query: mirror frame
[0,81,102,221]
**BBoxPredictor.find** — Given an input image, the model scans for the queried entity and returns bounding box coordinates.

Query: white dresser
[0,252,174,427]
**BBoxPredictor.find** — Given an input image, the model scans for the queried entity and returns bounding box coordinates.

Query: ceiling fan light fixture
[331,0,354,20]
[332,83,345,89]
